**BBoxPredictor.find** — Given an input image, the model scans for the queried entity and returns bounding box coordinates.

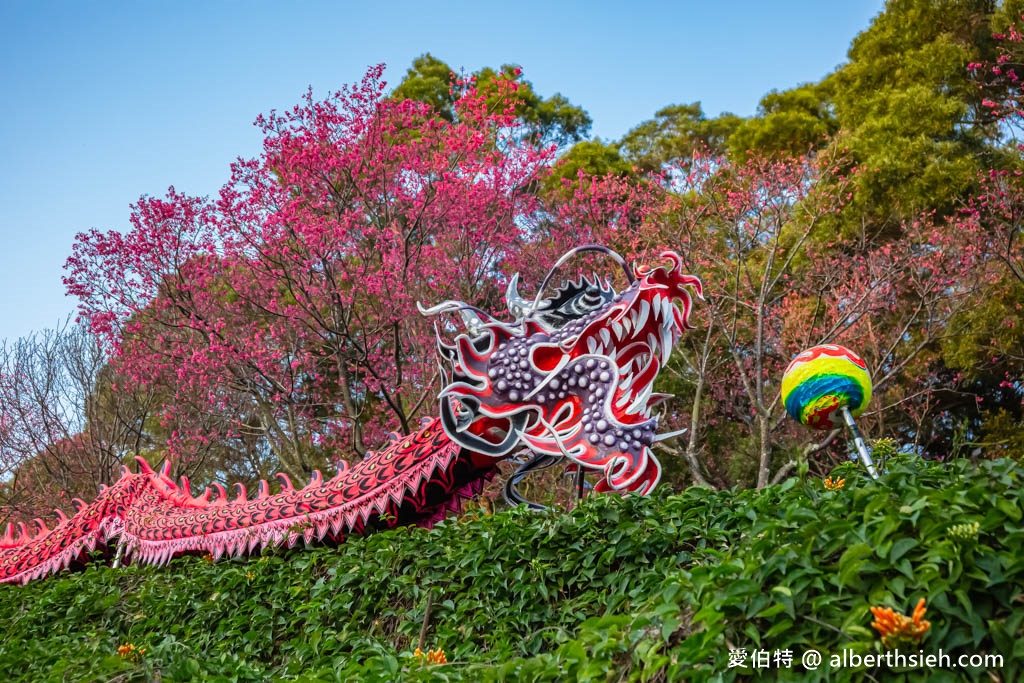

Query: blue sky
[0,0,884,343]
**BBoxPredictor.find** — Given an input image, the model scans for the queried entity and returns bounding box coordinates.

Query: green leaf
[888,538,918,563]
[997,498,1021,521]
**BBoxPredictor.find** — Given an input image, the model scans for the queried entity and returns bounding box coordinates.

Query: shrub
[0,456,1020,681]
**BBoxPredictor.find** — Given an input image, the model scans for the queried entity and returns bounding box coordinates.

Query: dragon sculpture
[0,246,701,584]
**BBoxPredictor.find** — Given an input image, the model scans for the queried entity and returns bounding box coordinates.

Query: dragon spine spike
[0,247,700,584]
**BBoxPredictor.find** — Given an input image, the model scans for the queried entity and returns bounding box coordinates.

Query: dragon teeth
[600,328,611,348]
[588,337,598,354]
[616,387,632,409]
[612,321,623,340]
[626,381,653,416]
[660,325,673,364]
[620,370,635,392]
[665,300,675,324]
[637,381,654,412]
[637,300,650,331]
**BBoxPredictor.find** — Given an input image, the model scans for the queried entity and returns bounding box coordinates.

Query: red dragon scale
[0,246,700,584]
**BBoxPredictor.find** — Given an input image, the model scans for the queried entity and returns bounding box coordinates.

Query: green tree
[825,0,1017,226]
[389,53,456,119]
[392,53,592,147]
[728,83,838,158]
[542,139,634,194]
[619,103,742,171]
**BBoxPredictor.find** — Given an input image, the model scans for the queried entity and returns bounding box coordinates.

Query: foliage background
[5,0,1024,512]
[0,457,1020,681]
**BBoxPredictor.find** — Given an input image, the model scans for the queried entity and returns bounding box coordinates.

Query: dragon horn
[505,273,532,319]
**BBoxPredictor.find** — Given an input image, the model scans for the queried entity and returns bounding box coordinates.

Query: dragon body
[0,247,701,584]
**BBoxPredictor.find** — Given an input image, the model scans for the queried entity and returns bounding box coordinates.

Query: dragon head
[420,246,702,495]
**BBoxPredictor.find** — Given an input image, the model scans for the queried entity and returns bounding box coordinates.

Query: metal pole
[575,466,586,502]
[842,406,879,479]
[112,539,125,569]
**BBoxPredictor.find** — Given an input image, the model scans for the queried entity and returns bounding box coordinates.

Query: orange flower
[414,647,447,665]
[870,598,931,647]
[117,643,147,663]
[824,476,845,491]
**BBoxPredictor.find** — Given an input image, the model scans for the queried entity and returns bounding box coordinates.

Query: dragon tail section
[0,418,493,584]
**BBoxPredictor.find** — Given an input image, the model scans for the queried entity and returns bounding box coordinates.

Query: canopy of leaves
[542,139,634,194]
[392,53,593,147]
[728,82,838,158]
[825,0,1009,224]
[619,102,742,170]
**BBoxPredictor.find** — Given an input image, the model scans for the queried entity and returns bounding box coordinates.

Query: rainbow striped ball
[781,345,872,430]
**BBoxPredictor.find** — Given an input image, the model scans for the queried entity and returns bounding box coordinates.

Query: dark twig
[417,591,435,651]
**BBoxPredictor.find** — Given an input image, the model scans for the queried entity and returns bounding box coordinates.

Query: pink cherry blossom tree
[65,66,560,480]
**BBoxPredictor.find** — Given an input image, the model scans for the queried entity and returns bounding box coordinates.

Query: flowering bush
[0,456,1019,681]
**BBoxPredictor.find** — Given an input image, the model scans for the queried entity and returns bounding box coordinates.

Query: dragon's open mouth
[570,290,687,423]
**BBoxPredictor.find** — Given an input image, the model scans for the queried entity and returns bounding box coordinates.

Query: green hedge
[0,456,1021,681]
